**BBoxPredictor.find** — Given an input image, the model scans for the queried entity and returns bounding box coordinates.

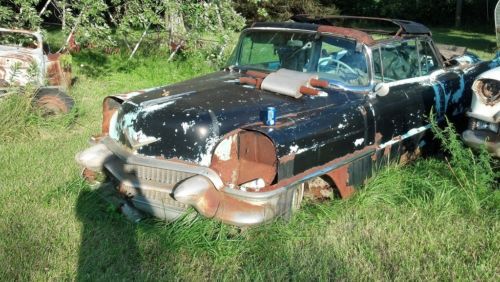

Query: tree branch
[128,23,151,60]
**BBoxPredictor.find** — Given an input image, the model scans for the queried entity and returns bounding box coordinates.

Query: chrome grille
[120,183,188,209]
[125,164,195,185]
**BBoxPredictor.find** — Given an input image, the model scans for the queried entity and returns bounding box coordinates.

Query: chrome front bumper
[76,137,298,226]
[462,129,500,158]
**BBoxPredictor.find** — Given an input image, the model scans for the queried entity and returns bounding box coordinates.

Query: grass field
[0,28,499,281]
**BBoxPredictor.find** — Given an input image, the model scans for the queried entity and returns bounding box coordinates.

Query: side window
[417,40,439,75]
[379,40,420,81]
[372,47,383,82]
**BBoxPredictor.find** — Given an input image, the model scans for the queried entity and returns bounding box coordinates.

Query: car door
[368,38,441,163]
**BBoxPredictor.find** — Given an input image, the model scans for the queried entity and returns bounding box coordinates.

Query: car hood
[109,70,346,166]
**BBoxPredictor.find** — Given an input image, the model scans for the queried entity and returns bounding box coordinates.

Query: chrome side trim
[223,148,375,200]
[101,137,225,189]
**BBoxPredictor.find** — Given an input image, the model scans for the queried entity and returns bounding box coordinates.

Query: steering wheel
[318,57,357,75]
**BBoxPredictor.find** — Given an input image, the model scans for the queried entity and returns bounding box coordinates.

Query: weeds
[430,114,497,212]
[0,87,77,142]
[351,116,498,219]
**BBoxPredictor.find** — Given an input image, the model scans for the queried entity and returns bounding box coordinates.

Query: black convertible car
[76,16,500,226]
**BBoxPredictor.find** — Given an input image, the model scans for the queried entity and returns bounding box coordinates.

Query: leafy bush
[235,0,339,22]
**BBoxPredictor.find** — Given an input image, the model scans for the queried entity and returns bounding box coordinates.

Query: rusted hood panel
[110,71,353,166]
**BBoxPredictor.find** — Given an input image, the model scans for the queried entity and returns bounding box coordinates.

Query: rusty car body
[76,16,500,226]
[462,66,500,157]
[0,27,74,113]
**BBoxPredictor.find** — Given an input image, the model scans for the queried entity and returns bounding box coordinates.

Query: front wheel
[33,88,75,115]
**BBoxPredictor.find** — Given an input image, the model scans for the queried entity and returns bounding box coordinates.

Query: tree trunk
[128,23,151,60]
[39,0,51,17]
[62,1,66,30]
[455,0,463,27]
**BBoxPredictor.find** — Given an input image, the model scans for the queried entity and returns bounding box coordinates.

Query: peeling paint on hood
[109,71,353,166]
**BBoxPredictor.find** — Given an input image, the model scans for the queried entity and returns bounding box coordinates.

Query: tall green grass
[0,88,78,142]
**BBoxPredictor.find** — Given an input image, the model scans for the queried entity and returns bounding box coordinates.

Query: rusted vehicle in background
[462,66,500,157]
[76,16,500,226]
[0,27,74,114]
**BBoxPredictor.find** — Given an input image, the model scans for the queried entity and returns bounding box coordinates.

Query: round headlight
[475,79,500,105]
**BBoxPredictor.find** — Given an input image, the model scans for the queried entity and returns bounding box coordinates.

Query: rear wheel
[33,88,74,115]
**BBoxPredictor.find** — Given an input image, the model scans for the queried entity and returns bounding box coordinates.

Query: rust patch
[210,132,240,185]
[278,153,296,164]
[268,144,378,194]
[46,53,71,88]
[324,164,355,198]
[237,131,276,185]
[35,93,71,114]
[193,183,269,225]
[210,130,277,188]
[82,168,97,182]
[68,32,80,52]
[318,25,375,45]
[399,145,421,165]
[102,96,124,134]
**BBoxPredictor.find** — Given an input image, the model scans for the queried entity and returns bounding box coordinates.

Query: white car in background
[462,66,500,157]
[0,27,74,114]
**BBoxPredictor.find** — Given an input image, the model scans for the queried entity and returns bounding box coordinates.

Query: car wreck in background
[76,16,500,226]
[0,28,74,114]
[462,66,500,157]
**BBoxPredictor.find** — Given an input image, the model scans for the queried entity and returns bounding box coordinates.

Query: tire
[33,88,75,115]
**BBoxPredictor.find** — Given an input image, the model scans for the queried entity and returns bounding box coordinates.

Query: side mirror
[373,82,389,97]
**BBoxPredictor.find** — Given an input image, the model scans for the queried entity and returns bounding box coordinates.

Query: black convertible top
[291,15,432,36]
[251,22,318,31]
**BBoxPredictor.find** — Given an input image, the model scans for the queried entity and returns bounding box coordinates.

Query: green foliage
[0,5,14,25]
[70,0,114,48]
[59,53,72,70]
[235,0,339,22]
[429,114,498,212]
[332,0,497,26]
[0,0,42,29]
[0,1,244,61]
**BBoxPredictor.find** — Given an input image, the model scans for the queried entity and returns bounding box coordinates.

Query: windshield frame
[228,27,375,93]
[0,28,43,51]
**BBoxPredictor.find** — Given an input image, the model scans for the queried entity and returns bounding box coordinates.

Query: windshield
[0,31,40,49]
[230,29,370,87]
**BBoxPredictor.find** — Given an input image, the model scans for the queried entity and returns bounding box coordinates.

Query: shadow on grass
[75,184,143,281]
